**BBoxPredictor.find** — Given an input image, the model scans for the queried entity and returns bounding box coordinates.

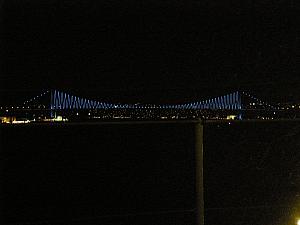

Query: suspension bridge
[18,90,275,110]
[0,90,280,122]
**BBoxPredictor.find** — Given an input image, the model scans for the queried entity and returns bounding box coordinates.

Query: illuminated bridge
[19,90,275,111]
[0,90,279,121]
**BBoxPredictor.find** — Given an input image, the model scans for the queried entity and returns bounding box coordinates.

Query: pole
[195,121,204,225]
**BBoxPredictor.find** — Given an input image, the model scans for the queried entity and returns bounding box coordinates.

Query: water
[204,121,300,225]
[1,121,300,225]
[1,122,197,225]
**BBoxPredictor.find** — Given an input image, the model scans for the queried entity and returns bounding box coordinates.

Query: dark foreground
[1,121,300,225]
[204,120,300,225]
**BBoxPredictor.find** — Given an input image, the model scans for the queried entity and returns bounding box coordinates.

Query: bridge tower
[50,90,56,119]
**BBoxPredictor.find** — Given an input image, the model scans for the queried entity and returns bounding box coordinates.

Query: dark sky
[1,0,300,103]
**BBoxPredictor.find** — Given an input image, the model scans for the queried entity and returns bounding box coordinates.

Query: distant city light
[0,90,297,123]
[55,116,63,121]
[12,120,30,124]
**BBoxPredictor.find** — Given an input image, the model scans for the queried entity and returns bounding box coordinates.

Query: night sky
[1,0,299,104]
